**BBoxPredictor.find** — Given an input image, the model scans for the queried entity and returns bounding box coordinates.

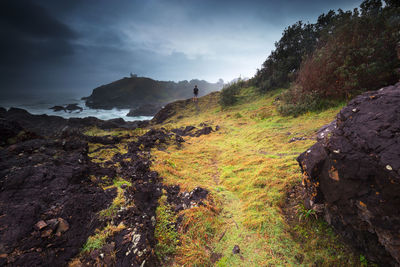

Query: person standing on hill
[193,85,199,102]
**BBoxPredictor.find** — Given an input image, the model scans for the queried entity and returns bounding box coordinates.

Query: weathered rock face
[127,104,162,117]
[50,103,83,113]
[171,125,217,137]
[298,83,400,265]
[0,133,115,266]
[151,99,191,124]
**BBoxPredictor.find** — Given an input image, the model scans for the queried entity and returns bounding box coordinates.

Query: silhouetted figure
[193,85,199,102]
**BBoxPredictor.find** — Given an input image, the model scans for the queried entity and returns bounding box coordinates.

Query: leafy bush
[255,0,399,104]
[219,79,247,107]
[277,86,342,116]
[255,21,319,92]
[296,3,400,99]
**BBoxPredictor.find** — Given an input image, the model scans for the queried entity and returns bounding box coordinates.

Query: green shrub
[277,86,342,116]
[296,2,400,99]
[219,80,246,107]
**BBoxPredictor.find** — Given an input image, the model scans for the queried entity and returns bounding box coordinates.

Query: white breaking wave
[1,99,153,122]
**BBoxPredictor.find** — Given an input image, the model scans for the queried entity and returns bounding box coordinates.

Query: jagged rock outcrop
[1,108,148,137]
[298,83,400,265]
[171,125,217,137]
[50,104,83,113]
[0,113,172,266]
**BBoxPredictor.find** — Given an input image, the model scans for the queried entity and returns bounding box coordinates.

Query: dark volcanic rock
[297,83,400,265]
[65,103,83,112]
[0,119,40,146]
[164,186,209,212]
[171,125,196,136]
[50,105,66,112]
[50,104,83,113]
[151,99,191,124]
[2,108,147,137]
[127,103,162,117]
[0,107,6,117]
[0,119,23,144]
[171,125,214,138]
[193,126,213,137]
[0,135,114,266]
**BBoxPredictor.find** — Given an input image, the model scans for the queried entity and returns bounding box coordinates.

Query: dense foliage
[296,1,400,100]
[252,0,400,115]
[219,79,248,107]
[254,21,319,92]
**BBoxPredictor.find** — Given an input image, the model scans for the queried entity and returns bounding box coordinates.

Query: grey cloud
[0,0,363,100]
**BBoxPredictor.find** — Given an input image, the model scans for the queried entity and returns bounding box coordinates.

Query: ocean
[0,96,153,122]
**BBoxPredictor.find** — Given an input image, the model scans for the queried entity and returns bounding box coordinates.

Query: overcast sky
[0,0,362,100]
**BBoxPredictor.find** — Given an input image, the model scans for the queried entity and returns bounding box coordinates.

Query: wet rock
[0,119,23,145]
[65,104,83,112]
[151,99,191,124]
[288,136,307,143]
[127,104,162,117]
[232,245,240,254]
[164,186,209,212]
[193,126,213,137]
[34,221,47,231]
[171,125,197,136]
[298,83,400,266]
[49,105,66,112]
[50,104,83,113]
[56,218,69,235]
[210,252,223,263]
[172,125,214,138]
[46,219,59,231]
[316,121,336,141]
[0,132,114,266]
[2,108,144,137]
[0,107,6,117]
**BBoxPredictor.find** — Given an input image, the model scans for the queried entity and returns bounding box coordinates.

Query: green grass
[155,192,180,262]
[81,223,125,253]
[151,86,359,266]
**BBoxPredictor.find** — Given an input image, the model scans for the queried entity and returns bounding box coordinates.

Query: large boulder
[298,83,400,265]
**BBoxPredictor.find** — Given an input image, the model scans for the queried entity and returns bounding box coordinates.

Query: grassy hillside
[149,87,364,266]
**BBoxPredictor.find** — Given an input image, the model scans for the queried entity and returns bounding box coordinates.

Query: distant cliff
[83,76,223,109]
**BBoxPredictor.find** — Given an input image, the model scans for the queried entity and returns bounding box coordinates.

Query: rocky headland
[83,76,223,110]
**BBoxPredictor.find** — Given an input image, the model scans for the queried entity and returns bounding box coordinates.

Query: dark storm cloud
[0,0,77,66]
[0,0,362,99]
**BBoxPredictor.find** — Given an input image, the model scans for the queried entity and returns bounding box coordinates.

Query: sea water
[0,97,153,122]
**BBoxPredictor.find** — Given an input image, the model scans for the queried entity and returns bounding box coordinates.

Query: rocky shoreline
[0,107,215,266]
